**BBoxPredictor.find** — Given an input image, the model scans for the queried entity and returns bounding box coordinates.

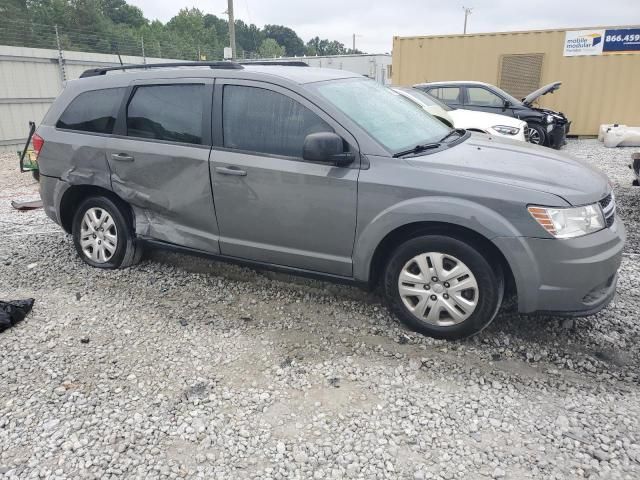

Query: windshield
[396,87,453,111]
[312,78,451,153]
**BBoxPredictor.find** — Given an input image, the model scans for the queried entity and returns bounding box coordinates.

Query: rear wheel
[72,196,141,269]
[527,123,546,146]
[383,235,503,339]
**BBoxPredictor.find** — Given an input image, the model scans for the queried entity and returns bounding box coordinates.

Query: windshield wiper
[392,143,440,158]
[439,128,466,143]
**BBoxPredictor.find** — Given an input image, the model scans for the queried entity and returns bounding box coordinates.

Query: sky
[127,0,640,54]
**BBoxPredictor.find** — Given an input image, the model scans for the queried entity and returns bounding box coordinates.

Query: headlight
[492,125,520,135]
[528,204,605,238]
[546,114,554,124]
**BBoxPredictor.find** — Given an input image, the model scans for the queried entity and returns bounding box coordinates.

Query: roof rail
[79,61,244,78]
[240,60,309,67]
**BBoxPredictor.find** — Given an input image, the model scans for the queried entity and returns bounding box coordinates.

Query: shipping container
[392,26,640,135]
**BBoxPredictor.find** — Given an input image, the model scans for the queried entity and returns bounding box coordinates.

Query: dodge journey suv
[34,62,625,339]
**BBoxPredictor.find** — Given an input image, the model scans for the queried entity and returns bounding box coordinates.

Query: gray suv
[35,62,625,339]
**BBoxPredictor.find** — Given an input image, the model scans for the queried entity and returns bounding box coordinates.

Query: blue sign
[603,28,640,53]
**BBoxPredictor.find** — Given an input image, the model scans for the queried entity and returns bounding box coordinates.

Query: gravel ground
[1,139,639,480]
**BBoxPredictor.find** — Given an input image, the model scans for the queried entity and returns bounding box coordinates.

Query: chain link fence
[0,18,263,62]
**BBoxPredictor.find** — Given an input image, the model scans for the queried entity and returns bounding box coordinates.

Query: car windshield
[396,87,453,111]
[312,78,451,154]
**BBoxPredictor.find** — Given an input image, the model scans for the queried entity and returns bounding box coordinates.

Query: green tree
[257,38,284,58]
[263,24,304,56]
[0,0,365,60]
[235,19,264,57]
[305,37,363,56]
[102,0,146,28]
[0,0,28,17]
[324,40,346,55]
[167,7,205,37]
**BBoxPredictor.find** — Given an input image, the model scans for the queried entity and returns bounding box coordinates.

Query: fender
[352,195,522,282]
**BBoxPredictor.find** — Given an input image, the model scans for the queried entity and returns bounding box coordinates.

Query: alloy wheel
[79,207,118,263]
[527,127,542,144]
[397,252,479,326]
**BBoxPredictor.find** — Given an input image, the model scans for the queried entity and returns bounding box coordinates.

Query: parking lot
[1,139,639,479]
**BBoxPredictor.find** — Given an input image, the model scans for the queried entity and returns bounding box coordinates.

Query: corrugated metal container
[392,26,640,135]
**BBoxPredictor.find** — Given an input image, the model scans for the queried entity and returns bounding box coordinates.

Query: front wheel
[527,123,547,146]
[383,235,503,340]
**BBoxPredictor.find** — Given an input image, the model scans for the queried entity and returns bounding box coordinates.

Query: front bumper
[547,121,569,149]
[495,218,625,316]
[631,154,640,182]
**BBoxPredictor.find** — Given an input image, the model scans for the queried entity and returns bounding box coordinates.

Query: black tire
[383,235,503,340]
[527,123,547,146]
[72,195,141,269]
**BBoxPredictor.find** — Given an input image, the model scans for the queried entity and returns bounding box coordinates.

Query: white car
[392,86,527,142]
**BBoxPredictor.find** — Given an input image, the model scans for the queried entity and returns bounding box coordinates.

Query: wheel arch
[59,184,133,234]
[366,221,516,299]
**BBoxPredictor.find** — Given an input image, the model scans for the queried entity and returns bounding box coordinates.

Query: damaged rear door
[106,78,220,253]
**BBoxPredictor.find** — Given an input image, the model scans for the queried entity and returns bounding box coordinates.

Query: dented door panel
[106,138,219,253]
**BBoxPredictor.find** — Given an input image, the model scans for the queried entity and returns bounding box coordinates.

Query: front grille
[599,192,616,228]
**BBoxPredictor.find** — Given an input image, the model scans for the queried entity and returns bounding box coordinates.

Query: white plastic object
[603,126,640,148]
[598,124,626,142]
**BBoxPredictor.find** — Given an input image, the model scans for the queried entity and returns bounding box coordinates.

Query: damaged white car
[392,86,527,142]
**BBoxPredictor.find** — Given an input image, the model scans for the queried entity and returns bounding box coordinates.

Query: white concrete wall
[0,45,177,153]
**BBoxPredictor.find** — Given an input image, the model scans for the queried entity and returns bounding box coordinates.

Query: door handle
[111,153,135,162]
[215,166,247,176]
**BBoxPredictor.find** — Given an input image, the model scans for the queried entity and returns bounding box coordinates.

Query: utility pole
[141,36,146,64]
[227,0,236,60]
[352,33,362,52]
[462,6,473,34]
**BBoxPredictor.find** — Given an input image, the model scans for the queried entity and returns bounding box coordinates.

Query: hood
[423,105,455,126]
[407,134,609,205]
[449,109,525,130]
[522,81,562,106]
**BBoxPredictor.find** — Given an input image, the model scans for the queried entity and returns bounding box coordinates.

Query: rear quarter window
[56,87,125,134]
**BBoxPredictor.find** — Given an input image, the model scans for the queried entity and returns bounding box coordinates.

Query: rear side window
[127,84,204,145]
[56,87,125,134]
[222,85,333,158]
[429,87,461,103]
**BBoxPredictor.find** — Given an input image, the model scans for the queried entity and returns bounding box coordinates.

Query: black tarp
[0,299,35,332]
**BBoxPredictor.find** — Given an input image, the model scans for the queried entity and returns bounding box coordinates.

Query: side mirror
[303,132,355,167]
[503,99,511,110]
